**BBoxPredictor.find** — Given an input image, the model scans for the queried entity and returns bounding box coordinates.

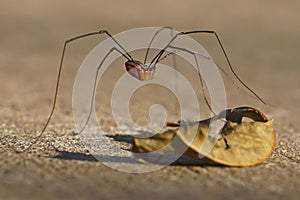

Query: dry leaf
[132,107,276,167]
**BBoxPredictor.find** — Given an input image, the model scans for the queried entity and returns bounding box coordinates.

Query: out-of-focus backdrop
[0,0,299,200]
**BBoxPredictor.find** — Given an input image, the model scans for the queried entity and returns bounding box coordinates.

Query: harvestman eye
[14,27,267,153]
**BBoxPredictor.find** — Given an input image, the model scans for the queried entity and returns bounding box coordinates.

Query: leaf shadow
[54,134,225,167]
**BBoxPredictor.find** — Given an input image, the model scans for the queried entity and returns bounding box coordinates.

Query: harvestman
[15,27,266,153]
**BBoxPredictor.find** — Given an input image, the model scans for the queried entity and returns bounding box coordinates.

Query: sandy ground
[0,0,300,199]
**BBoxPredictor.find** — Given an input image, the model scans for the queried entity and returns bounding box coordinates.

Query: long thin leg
[158,47,257,101]
[156,50,179,62]
[149,30,266,105]
[15,30,132,153]
[77,47,127,134]
[143,27,185,118]
[157,45,216,115]
[143,26,173,64]
[162,45,212,61]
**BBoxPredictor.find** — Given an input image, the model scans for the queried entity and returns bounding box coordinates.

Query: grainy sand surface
[0,1,299,199]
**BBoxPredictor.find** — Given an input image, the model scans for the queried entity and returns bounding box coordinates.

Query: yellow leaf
[132,107,276,167]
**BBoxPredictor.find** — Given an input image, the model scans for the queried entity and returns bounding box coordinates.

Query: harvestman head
[15,27,267,153]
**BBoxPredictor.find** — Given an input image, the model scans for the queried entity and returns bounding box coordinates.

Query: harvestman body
[15,27,266,153]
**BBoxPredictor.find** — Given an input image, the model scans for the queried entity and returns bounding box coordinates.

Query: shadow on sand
[54,134,224,167]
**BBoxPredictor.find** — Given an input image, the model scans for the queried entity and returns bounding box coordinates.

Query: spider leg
[158,45,212,62]
[158,48,258,101]
[222,135,231,149]
[149,30,266,105]
[144,26,173,64]
[15,30,131,153]
[77,47,128,134]
[156,50,179,63]
[155,45,216,115]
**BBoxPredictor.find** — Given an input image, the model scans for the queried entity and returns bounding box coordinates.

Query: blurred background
[0,0,299,199]
[1,0,299,122]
